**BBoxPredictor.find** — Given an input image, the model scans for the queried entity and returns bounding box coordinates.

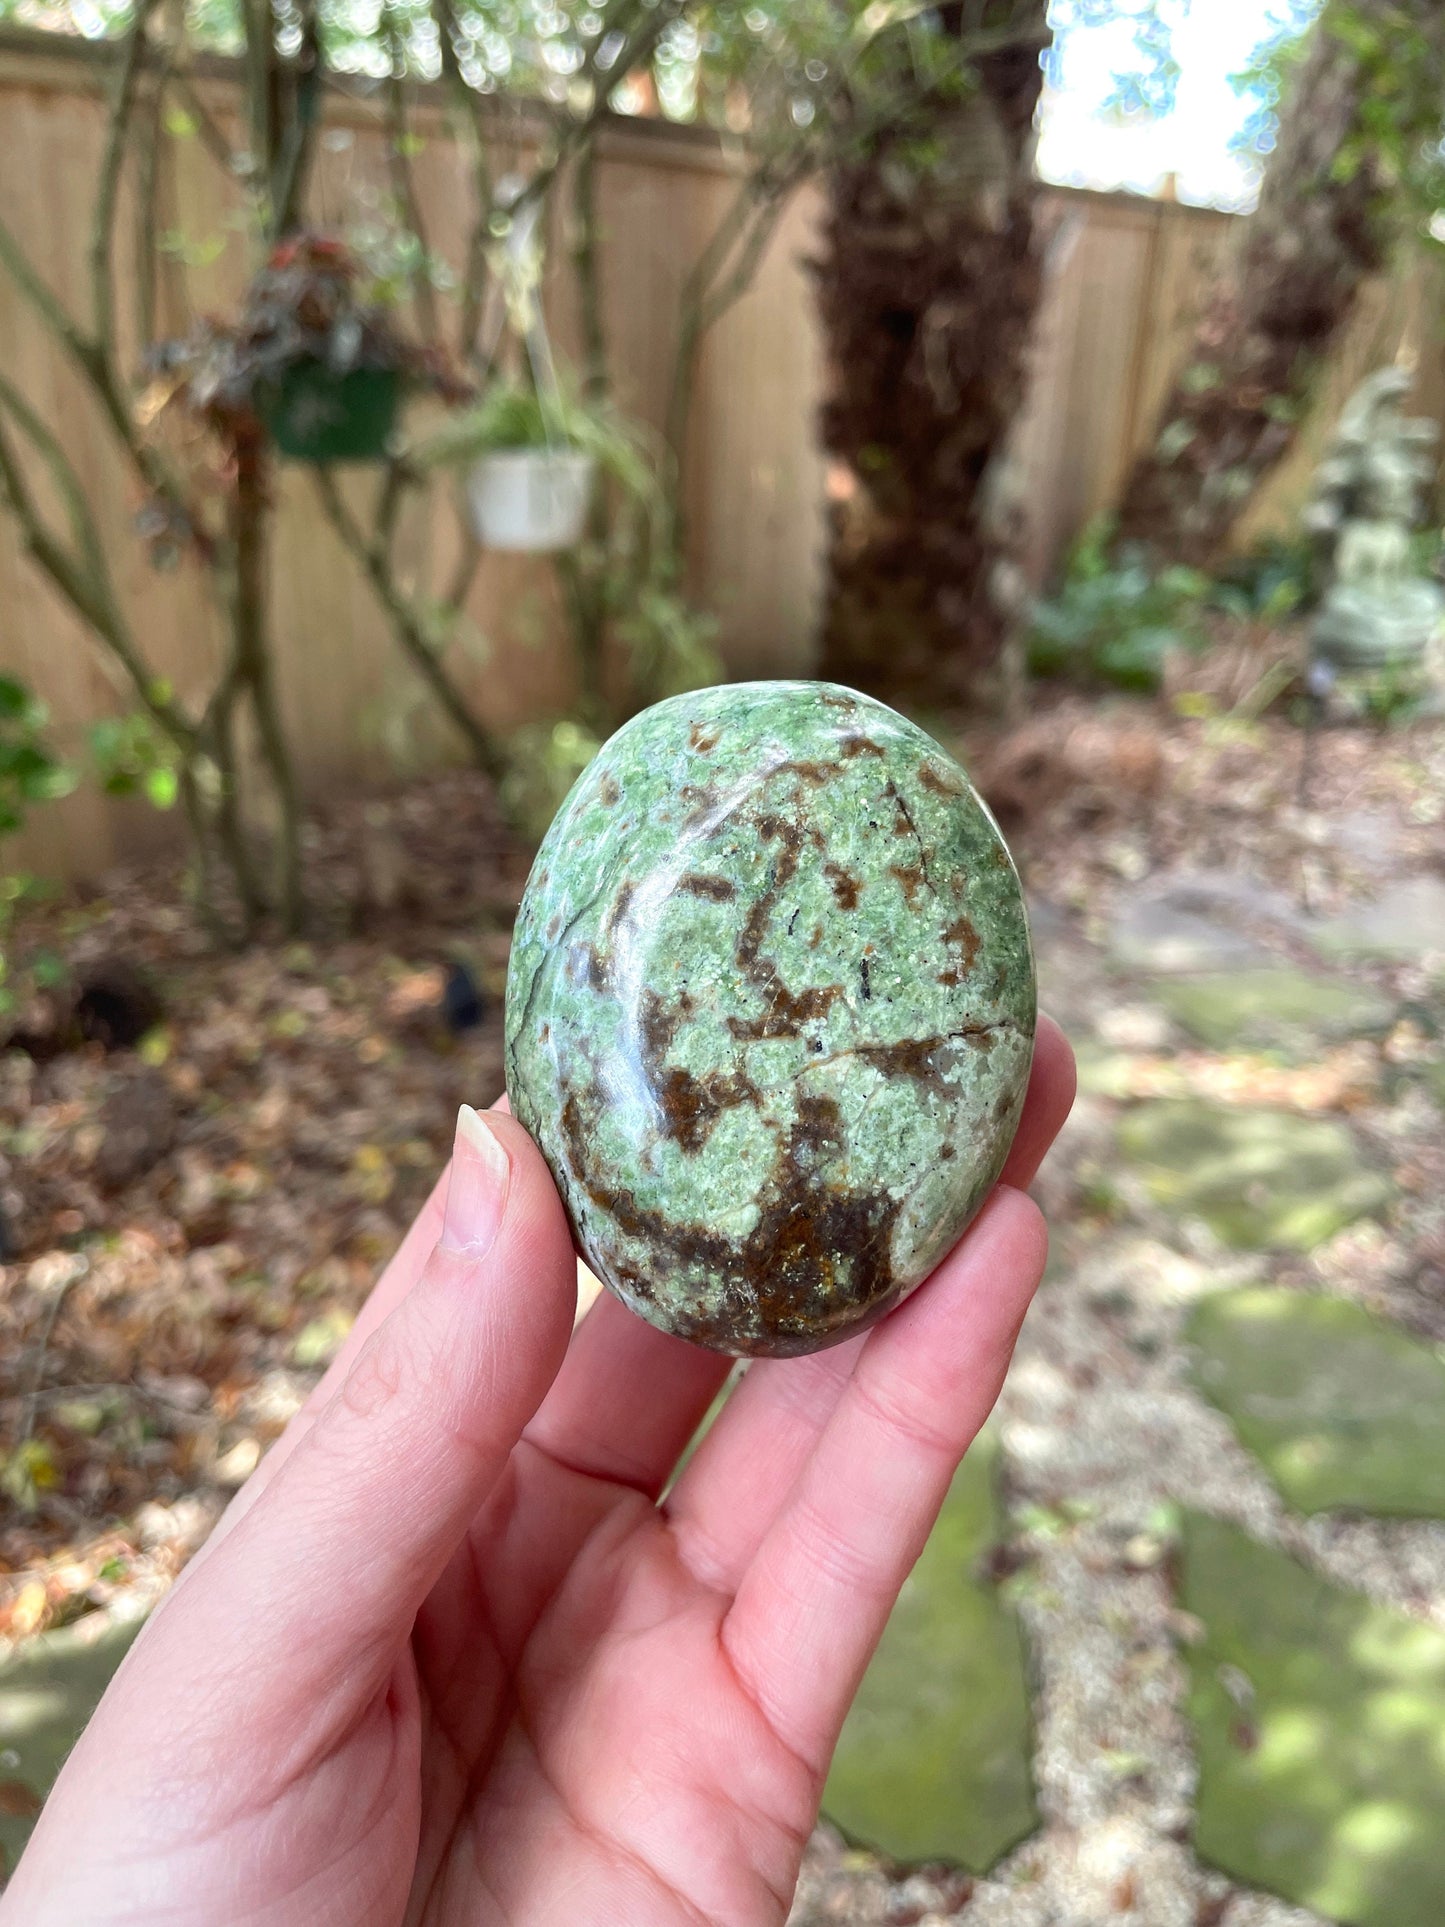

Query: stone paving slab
[1154,970,1395,1060]
[1189,1289,1445,1518]
[1184,1512,1445,1927]
[1306,876,1445,963]
[1117,1101,1393,1252]
[0,1614,142,1879]
[824,1431,1037,1872]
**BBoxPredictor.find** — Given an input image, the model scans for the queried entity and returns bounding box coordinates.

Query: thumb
[139,1104,577,1737]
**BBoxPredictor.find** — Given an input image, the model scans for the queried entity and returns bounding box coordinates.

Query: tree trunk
[1113,0,1442,566]
[814,18,1049,702]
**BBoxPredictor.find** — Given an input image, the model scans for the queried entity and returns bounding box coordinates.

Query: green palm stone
[504,681,1036,1357]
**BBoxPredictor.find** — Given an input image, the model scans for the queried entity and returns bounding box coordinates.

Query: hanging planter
[260,361,402,465]
[417,384,616,555]
[465,447,596,552]
[147,234,462,468]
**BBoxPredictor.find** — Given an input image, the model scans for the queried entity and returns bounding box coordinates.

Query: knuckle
[338,1325,408,1422]
[850,1373,957,1462]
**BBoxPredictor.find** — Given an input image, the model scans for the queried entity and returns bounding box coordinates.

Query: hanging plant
[413,383,675,555]
[147,234,464,465]
[416,384,601,552]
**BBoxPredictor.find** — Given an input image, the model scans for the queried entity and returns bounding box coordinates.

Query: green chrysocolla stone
[504,681,1037,1358]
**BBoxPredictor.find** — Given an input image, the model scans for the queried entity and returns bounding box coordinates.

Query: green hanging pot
[259,361,401,464]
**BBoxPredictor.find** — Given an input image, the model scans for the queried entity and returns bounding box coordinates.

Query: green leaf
[0,676,33,720]
[145,767,179,810]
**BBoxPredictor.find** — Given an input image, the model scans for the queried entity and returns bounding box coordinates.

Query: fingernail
[442,1105,511,1257]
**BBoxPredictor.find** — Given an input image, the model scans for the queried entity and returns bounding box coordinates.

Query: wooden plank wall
[0,31,1438,880]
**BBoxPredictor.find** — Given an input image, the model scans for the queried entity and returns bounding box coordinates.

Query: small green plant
[0,676,75,1019]
[1359,664,1432,727]
[615,586,720,705]
[1210,532,1320,624]
[420,380,721,754]
[90,709,183,811]
[1027,518,1212,693]
[0,676,75,836]
[498,718,601,845]
[414,382,653,500]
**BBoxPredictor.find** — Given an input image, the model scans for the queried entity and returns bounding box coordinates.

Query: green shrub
[1027,519,1212,693]
[1209,532,1319,624]
[1028,522,1331,695]
[0,676,74,836]
[0,675,75,1018]
[89,710,183,811]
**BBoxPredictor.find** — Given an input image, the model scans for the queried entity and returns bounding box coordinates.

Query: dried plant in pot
[149,233,460,463]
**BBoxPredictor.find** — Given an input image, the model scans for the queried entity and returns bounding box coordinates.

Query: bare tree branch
[432,0,495,365]
[383,11,441,342]
[0,213,93,364]
[0,379,197,754]
[92,0,163,359]
[169,71,242,177]
[134,27,178,354]
[270,0,324,239]
[502,0,680,230]
[314,469,507,783]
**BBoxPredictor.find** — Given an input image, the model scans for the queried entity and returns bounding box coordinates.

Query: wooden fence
[0,29,1439,880]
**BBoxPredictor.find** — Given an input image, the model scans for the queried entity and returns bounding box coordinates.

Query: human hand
[3,1019,1074,1927]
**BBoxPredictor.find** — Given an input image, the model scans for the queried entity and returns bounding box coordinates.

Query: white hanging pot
[466,449,595,553]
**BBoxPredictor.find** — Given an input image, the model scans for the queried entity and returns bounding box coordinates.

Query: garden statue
[1304,366,1445,691]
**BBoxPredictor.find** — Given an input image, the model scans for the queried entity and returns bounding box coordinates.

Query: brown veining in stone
[689,723,721,754]
[727,983,843,1043]
[678,873,737,901]
[567,942,606,990]
[680,783,721,824]
[890,862,926,908]
[944,913,982,972]
[558,1085,903,1356]
[825,862,861,910]
[776,759,839,786]
[919,760,966,797]
[636,989,763,1154]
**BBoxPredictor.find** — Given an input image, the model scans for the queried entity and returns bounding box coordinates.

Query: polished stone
[504,681,1036,1357]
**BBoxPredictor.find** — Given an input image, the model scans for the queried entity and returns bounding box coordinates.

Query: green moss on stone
[1189,1288,1445,1518]
[1184,1512,1445,1927]
[1118,1101,1391,1252]
[0,1615,143,1874]
[824,1432,1038,1872]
